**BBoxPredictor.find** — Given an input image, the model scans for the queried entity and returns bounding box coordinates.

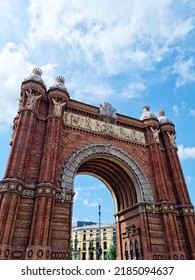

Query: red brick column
[143,119,188,259]
[4,81,46,180]
[26,81,70,259]
[0,179,24,259]
[161,123,195,259]
[25,184,54,260]
[143,118,168,202]
[0,76,46,259]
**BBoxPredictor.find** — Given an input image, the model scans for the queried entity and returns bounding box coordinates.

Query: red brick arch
[0,70,194,260]
[61,142,154,212]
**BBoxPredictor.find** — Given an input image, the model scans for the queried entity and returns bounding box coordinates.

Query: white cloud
[173,105,179,116]
[83,198,98,207]
[0,43,33,125]
[173,102,195,118]
[186,176,195,183]
[178,145,195,160]
[190,109,195,117]
[26,0,194,76]
[0,42,56,126]
[68,75,114,104]
[1,0,195,125]
[122,81,146,99]
[173,57,195,87]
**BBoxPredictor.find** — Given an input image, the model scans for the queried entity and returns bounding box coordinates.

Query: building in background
[72,222,116,260]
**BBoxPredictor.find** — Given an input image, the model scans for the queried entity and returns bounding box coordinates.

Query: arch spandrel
[61,143,154,207]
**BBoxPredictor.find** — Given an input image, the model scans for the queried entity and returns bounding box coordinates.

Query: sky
[0,0,195,224]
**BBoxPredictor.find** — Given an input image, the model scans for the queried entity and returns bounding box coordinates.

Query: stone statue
[150,127,160,143]
[167,132,176,146]
[99,102,116,118]
[25,89,41,109]
[52,98,66,116]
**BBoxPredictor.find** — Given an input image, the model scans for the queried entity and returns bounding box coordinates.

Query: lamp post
[98,205,102,260]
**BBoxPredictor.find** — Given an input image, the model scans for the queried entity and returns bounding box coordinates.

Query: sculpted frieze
[64,112,146,144]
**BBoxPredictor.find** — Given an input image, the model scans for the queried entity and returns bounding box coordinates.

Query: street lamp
[98,205,102,260]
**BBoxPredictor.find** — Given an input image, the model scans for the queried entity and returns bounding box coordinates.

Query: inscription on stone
[64,112,146,144]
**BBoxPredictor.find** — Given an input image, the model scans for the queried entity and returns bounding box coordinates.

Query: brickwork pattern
[0,73,194,260]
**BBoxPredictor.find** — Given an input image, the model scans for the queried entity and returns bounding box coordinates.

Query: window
[103,242,107,250]
[96,233,99,240]
[83,243,86,250]
[113,232,116,241]
[83,234,86,241]
[125,242,129,260]
[135,240,140,260]
[90,234,93,240]
[89,241,93,249]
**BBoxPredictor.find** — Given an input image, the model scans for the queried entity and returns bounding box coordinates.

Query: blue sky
[0,0,195,223]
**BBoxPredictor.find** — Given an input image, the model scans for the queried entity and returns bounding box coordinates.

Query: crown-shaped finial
[49,75,68,93]
[23,67,45,87]
[142,105,150,111]
[140,105,157,120]
[56,76,65,84]
[32,67,43,77]
[158,110,165,117]
[157,110,172,124]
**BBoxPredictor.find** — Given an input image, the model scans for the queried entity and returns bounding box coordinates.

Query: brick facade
[0,69,194,260]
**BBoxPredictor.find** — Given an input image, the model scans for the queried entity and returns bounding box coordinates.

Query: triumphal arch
[0,68,194,260]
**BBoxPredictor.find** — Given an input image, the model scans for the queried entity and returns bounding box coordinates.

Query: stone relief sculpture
[167,132,176,146]
[52,98,66,116]
[25,89,42,109]
[63,112,146,144]
[150,127,160,143]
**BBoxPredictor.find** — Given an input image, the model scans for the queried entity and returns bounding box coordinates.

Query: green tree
[105,243,117,260]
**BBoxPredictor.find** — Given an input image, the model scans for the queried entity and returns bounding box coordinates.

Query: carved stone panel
[64,112,146,144]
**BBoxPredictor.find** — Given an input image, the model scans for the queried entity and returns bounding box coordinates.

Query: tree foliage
[105,243,117,260]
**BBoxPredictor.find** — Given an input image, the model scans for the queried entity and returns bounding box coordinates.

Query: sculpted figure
[25,89,41,109]
[150,127,160,143]
[52,98,66,116]
[167,132,176,146]
[99,102,116,118]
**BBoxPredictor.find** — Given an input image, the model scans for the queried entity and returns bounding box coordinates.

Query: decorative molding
[145,203,194,215]
[0,182,72,201]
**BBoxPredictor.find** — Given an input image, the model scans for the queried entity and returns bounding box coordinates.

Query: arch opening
[62,143,154,260]
[73,174,115,223]
[62,143,154,211]
[75,155,139,214]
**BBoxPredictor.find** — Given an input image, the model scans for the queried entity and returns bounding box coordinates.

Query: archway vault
[61,143,154,213]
